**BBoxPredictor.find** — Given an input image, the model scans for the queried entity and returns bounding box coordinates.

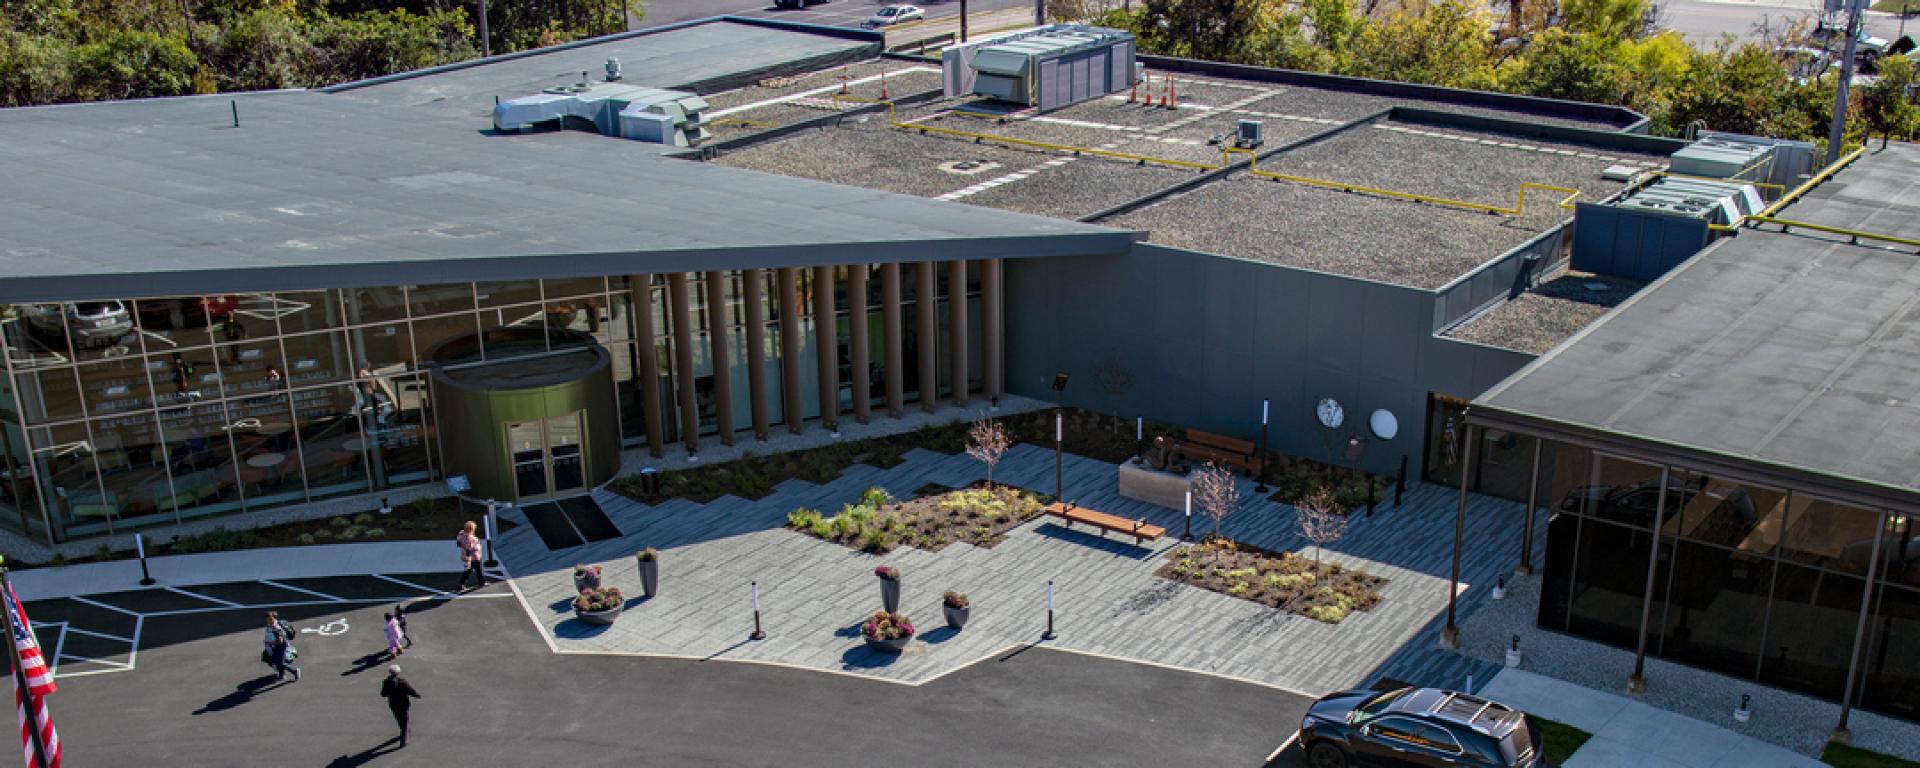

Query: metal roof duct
[1571,176,1759,281]
[492,79,711,147]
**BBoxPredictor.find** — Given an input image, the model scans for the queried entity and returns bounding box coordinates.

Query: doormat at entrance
[521,502,587,550]
[557,496,621,543]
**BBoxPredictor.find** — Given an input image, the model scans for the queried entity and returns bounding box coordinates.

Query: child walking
[384,611,406,659]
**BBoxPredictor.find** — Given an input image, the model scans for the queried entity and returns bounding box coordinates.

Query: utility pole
[1827,0,1864,166]
[477,0,492,58]
[961,0,969,42]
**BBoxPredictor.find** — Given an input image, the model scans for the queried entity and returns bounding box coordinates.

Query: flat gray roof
[0,87,1129,303]
[327,18,878,119]
[1471,143,1920,510]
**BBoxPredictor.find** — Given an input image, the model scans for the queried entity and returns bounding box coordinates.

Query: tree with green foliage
[73,29,198,100]
[1859,55,1920,148]
[1342,1,1496,88]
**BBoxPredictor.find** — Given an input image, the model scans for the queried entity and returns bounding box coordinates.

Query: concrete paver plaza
[501,442,1523,695]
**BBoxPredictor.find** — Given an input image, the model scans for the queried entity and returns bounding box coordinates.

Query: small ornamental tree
[1192,462,1239,552]
[967,415,1011,490]
[1297,487,1349,576]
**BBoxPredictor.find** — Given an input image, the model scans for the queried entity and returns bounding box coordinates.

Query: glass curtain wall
[1536,439,1918,721]
[0,267,974,542]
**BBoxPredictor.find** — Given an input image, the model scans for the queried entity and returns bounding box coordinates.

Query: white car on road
[862,4,925,28]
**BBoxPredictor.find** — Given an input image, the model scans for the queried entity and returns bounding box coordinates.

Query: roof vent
[605,58,623,82]
[494,84,711,147]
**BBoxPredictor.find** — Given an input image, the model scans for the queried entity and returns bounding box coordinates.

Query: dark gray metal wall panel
[1110,42,1133,93]
[1006,243,1518,479]
[1571,205,1709,282]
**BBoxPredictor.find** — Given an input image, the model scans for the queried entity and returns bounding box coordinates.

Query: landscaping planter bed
[787,482,1045,553]
[1156,538,1386,623]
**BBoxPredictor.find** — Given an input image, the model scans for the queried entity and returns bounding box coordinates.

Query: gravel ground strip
[714,119,1094,200]
[1108,175,1555,289]
[959,154,1197,219]
[700,60,945,113]
[1261,122,1647,214]
[1444,271,1647,354]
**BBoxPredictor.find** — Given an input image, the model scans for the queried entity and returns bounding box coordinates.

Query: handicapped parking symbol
[300,618,350,637]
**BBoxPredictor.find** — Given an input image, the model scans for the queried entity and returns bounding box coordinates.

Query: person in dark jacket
[381,665,421,747]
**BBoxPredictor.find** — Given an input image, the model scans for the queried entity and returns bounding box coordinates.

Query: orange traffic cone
[880,67,889,100]
[840,65,850,95]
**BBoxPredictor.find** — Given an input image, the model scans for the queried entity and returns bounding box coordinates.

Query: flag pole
[0,559,50,768]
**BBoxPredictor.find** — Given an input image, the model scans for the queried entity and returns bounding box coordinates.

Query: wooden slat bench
[1181,429,1262,473]
[1043,502,1166,545]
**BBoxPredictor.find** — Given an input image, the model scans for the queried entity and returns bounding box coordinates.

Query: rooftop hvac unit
[1573,176,1760,281]
[492,82,710,147]
[1236,120,1264,149]
[945,24,1136,111]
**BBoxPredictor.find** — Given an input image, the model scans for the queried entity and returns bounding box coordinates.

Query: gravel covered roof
[1443,271,1646,354]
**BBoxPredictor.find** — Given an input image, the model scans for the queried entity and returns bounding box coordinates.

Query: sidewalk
[9,541,460,601]
[1481,669,1823,768]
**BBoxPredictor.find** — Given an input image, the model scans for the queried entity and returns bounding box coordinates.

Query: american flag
[4,585,58,768]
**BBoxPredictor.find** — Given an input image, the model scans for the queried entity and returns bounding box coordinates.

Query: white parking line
[69,596,140,616]
[259,579,344,602]
[167,586,240,607]
[61,626,134,644]
[705,66,943,118]
[371,574,451,597]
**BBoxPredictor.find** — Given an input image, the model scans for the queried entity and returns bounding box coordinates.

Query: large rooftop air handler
[941,25,1136,112]
[1668,132,1816,192]
[1572,177,1759,282]
[493,76,711,147]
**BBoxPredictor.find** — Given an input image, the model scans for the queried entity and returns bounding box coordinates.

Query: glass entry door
[505,411,586,502]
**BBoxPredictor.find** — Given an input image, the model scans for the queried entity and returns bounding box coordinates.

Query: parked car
[1299,686,1545,768]
[1558,474,1706,527]
[861,4,925,28]
[134,295,238,330]
[26,301,132,348]
[773,0,827,8]
[1810,20,1907,69]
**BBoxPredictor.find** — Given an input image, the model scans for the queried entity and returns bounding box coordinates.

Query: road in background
[640,0,1034,31]
[1662,0,1914,46]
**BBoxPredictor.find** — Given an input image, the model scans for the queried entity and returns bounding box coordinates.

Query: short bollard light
[1734,694,1751,723]
[1505,635,1522,668]
[749,581,766,641]
[1492,576,1507,601]
[136,532,156,587]
[483,501,500,569]
[1044,579,1059,637]
[379,496,392,515]
[1181,490,1194,542]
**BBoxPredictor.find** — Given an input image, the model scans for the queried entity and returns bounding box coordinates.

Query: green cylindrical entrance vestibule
[428,329,620,503]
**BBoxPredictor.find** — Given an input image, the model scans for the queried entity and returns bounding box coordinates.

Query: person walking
[393,602,412,649]
[263,611,300,682]
[380,665,421,747]
[383,611,405,659]
[455,520,487,591]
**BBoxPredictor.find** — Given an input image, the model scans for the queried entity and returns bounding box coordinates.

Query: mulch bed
[1156,537,1386,624]
[786,481,1045,554]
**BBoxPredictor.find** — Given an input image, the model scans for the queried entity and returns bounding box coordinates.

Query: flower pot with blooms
[572,564,603,592]
[635,548,660,598]
[875,565,902,612]
[573,586,625,625]
[942,591,971,630]
[861,610,915,652]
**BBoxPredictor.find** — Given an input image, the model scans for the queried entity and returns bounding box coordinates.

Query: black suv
[1298,686,1544,768]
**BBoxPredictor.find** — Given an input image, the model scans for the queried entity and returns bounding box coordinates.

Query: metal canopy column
[778,268,804,434]
[704,271,735,446]
[1442,424,1475,649]
[881,263,904,418]
[849,264,871,424]
[629,275,665,457]
[1519,438,1541,576]
[1628,464,1672,693]
[742,268,770,440]
[948,260,968,407]
[983,257,1003,402]
[917,262,937,414]
[814,266,839,431]
[667,273,699,455]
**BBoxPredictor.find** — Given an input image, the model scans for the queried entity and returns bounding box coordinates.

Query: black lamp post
[1255,399,1270,492]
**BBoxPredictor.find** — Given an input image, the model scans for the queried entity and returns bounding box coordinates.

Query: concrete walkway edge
[11,541,460,600]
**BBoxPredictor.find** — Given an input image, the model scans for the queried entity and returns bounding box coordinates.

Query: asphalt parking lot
[31,575,1313,766]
